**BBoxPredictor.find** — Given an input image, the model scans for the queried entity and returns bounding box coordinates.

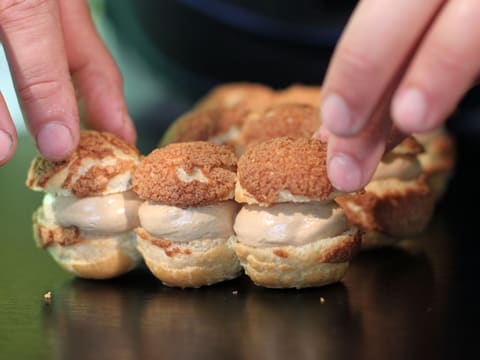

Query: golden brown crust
[271,84,322,107]
[415,129,456,200]
[234,228,360,288]
[161,110,217,145]
[26,131,140,197]
[136,228,241,288]
[422,135,456,175]
[159,106,250,147]
[236,137,335,205]
[46,235,140,279]
[389,136,424,156]
[27,158,69,192]
[317,230,362,263]
[360,231,399,250]
[33,207,82,247]
[195,82,274,111]
[211,107,249,134]
[133,142,237,207]
[336,177,435,237]
[240,104,321,149]
[33,205,140,279]
[69,249,137,280]
[135,228,193,256]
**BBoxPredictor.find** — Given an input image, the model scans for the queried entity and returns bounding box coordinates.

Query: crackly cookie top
[271,84,321,107]
[194,82,274,111]
[236,137,338,205]
[159,106,249,146]
[240,104,321,149]
[26,131,140,197]
[133,141,237,207]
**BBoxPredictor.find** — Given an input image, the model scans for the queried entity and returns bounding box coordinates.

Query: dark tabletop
[1,122,479,360]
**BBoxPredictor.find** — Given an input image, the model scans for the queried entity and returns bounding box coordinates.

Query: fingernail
[37,123,74,160]
[0,129,13,161]
[321,93,356,136]
[328,153,363,192]
[392,88,428,132]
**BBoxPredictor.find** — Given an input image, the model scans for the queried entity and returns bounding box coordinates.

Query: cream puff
[414,127,456,201]
[234,137,361,289]
[336,137,435,249]
[240,103,321,150]
[160,83,322,153]
[194,82,274,111]
[26,131,143,279]
[132,141,241,287]
[271,84,322,107]
[158,106,249,155]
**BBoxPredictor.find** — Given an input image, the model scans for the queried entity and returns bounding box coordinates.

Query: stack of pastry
[25,82,457,289]
[194,82,275,111]
[132,141,241,287]
[335,137,436,249]
[413,127,456,201]
[239,103,321,151]
[159,82,322,155]
[158,106,249,155]
[159,83,275,152]
[184,82,450,251]
[234,137,361,288]
[26,131,143,279]
[271,84,322,107]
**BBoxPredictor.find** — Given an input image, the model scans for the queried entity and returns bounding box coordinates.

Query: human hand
[0,0,136,166]
[316,0,478,192]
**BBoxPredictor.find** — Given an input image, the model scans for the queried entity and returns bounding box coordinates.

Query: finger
[392,0,480,133]
[316,116,406,152]
[327,99,393,192]
[320,0,445,137]
[385,126,407,152]
[0,0,79,160]
[59,0,136,144]
[312,126,330,143]
[0,92,17,165]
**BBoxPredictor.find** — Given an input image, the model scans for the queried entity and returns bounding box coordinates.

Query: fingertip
[327,153,365,192]
[312,126,329,143]
[0,93,18,166]
[321,93,361,136]
[392,88,430,133]
[36,122,77,161]
[0,129,16,165]
[326,132,387,193]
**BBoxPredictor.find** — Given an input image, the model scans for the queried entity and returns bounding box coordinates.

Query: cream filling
[372,153,422,182]
[233,201,348,247]
[138,200,238,242]
[43,191,142,236]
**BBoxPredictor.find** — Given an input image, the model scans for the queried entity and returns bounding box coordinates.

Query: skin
[0,0,135,166]
[0,1,477,192]
[317,0,480,192]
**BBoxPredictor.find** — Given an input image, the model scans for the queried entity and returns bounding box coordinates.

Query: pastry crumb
[232,290,239,295]
[44,291,52,303]
[319,297,325,304]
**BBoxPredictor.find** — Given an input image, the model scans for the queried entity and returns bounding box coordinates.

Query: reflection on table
[41,223,449,360]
